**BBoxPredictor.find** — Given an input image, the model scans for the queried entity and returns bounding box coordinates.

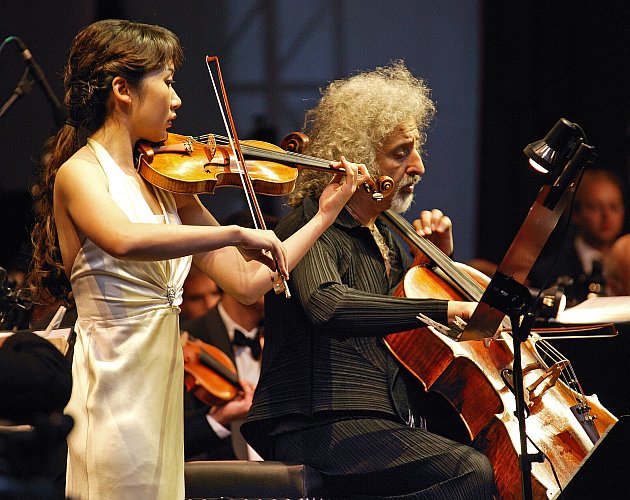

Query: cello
[381,209,617,499]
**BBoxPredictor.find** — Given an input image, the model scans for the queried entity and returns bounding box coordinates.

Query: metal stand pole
[509,311,544,500]
[0,68,33,120]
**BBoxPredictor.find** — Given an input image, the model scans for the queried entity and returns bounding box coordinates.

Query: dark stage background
[1,1,629,414]
[479,2,630,264]
[479,3,630,417]
[1,0,482,266]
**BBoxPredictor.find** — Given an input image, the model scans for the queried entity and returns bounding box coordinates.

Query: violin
[134,131,395,200]
[182,333,243,406]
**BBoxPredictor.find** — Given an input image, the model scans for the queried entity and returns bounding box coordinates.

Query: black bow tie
[233,329,262,360]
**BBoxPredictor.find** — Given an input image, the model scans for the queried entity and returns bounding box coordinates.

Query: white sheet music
[0,327,72,355]
[33,327,73,355]
[554,296,630,324]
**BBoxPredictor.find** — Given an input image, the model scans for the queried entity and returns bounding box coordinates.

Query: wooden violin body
[385,259,616,499]
[136,133,298,195]
[182,335,242,406]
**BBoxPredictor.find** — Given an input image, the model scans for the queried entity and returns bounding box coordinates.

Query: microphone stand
[0,67,33,120]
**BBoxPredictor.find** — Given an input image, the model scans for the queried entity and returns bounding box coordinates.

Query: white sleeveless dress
[65,139,192,499]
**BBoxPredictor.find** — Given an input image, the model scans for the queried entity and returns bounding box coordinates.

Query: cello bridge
[525,360,570,407]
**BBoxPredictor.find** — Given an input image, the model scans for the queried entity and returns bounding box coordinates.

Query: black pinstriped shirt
[243,196,448,457]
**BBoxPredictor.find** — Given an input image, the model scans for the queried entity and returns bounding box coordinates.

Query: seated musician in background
[181,211,274,462]
[242,61,495,499]
[605,233,630,296]
[181,287,263,461]
[180,264,223,322]
[529,168,627,305]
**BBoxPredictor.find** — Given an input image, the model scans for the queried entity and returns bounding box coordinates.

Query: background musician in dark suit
[182,290,263,461]
[181,211,273,461]
[529,168,627,305]
[242,62,495,499]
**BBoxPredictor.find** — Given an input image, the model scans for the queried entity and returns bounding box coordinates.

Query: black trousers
[271,417,495,500]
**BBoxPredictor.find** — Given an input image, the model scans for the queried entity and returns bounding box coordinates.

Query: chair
[184,460,326,499]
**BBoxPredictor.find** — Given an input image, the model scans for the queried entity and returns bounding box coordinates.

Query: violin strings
[194,133,333,168]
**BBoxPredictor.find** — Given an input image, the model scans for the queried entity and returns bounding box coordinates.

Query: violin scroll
[280,131,309,154]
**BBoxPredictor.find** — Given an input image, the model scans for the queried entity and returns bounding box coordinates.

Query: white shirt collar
[574,235,603,275]
[217,302,258,342]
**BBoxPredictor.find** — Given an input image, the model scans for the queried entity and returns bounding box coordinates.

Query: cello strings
[530,337,584,404]
[383,210,483,301]
[531,339,576,398]
[538,339,583,397]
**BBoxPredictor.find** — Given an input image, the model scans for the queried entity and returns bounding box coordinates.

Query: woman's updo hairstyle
[65,19,183,134]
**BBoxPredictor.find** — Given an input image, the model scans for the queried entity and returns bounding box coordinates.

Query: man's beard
[390,175,421,213]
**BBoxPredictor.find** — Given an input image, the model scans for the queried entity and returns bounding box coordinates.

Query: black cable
[527,433,564,498]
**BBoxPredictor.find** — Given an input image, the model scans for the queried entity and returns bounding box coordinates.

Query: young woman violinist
[26,19,366,500]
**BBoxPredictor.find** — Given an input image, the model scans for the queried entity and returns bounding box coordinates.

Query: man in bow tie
[181,211,274,461]
[181,288,264,461]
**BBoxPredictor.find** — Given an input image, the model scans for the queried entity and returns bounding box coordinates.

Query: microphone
[10,36,68,127]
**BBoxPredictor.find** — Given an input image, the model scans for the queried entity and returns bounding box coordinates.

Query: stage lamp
[523,118,584,179]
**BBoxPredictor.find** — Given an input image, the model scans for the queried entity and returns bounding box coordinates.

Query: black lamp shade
[523,118,582,176]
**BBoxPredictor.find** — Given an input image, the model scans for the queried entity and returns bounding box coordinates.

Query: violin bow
[205,55,290,298]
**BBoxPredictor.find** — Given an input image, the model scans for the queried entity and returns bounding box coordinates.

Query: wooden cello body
[383,216,617,499]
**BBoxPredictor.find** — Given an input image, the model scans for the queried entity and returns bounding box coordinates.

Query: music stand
[459,143,595,499]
